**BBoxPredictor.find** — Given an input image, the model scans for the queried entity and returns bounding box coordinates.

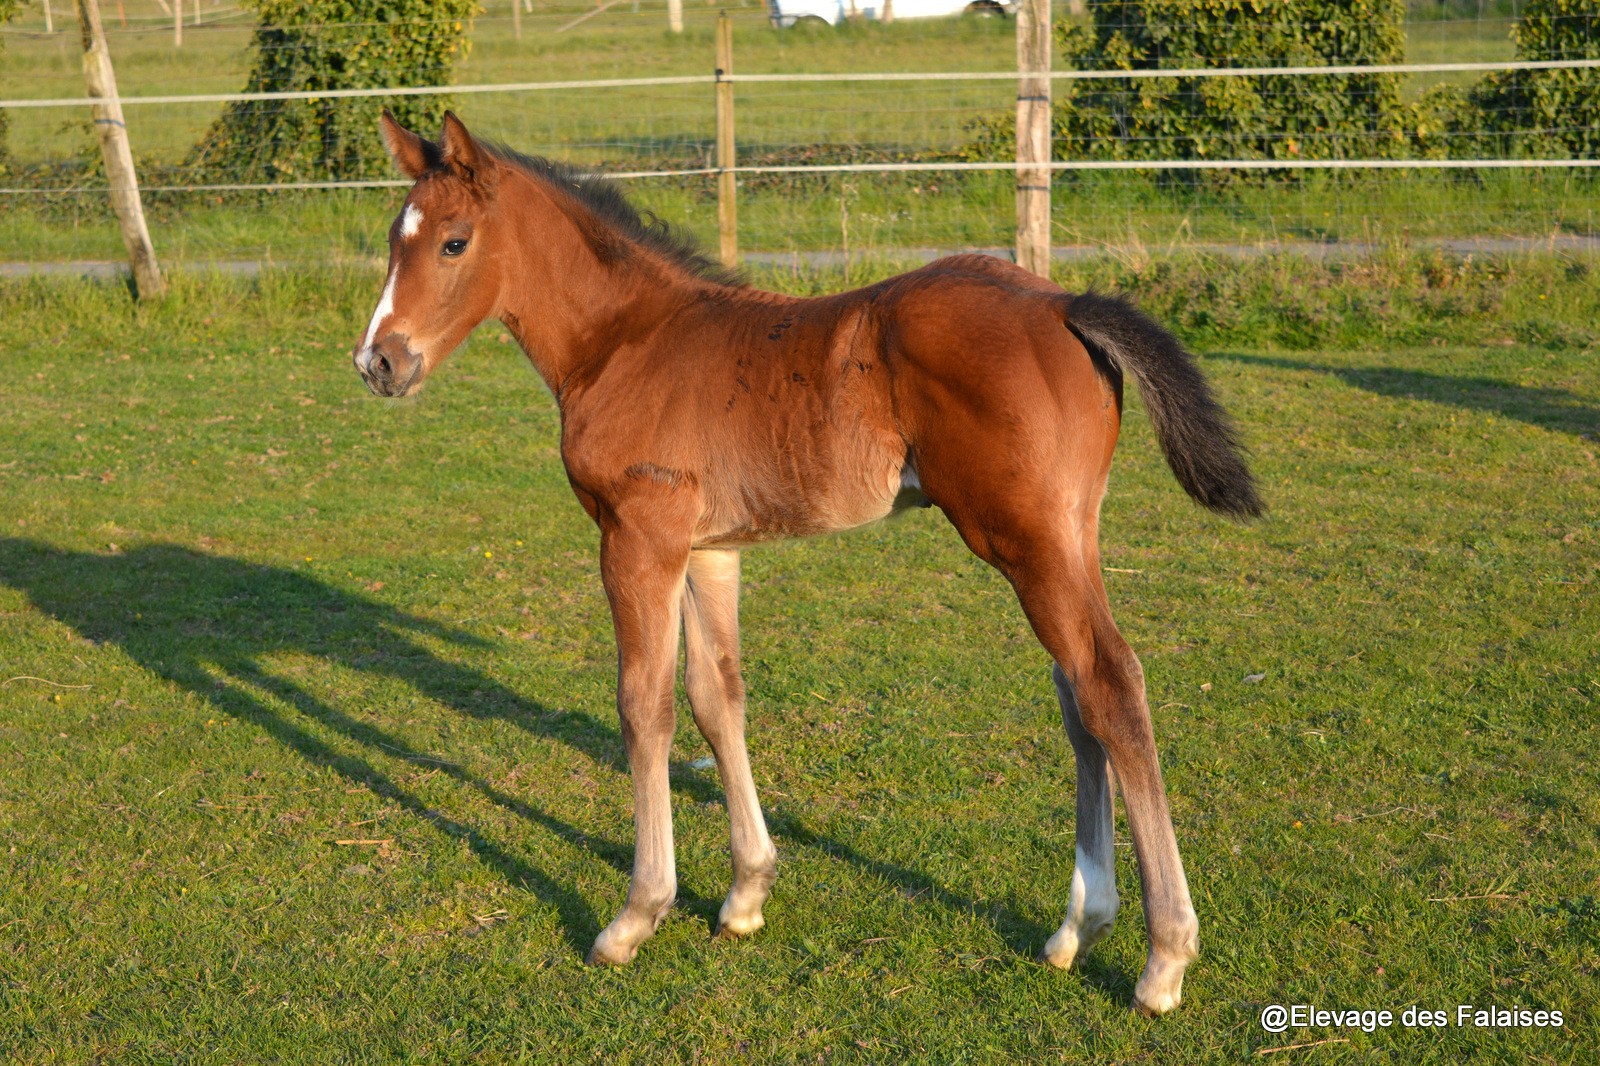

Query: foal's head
[352,111,507,398]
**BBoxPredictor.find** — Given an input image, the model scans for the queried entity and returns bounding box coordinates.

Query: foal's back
[558,255,1114,550]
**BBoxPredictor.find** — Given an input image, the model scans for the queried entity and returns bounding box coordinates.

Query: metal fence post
[1015,0,1051,275]
[76,0,164,298]
[715,12,737,268]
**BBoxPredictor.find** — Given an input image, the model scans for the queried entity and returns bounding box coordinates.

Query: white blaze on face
[358,203,421,360]
[360,269,398,353]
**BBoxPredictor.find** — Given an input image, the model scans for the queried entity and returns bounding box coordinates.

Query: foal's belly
[690,438,914,549]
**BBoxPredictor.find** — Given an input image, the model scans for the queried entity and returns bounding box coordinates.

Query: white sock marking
[1067,843,1117,930]
[1042,843,1119,968]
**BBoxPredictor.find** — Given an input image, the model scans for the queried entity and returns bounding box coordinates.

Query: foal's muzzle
[354,333,424,397]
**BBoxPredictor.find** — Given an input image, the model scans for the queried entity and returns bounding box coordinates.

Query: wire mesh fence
[1,0,1595,262]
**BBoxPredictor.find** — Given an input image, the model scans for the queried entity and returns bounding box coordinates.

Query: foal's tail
[1063,291,1265,520]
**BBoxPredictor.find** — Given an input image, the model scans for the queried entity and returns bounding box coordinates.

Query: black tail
[1064,291,1264,520]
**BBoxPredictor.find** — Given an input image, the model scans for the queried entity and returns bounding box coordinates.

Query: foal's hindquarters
[886,277,1199,1014]
[583,267,1222,1016]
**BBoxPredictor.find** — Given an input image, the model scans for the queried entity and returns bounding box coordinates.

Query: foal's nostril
[376,354,392,376]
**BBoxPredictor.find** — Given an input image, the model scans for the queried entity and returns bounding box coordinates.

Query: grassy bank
[0,263,1595,1062]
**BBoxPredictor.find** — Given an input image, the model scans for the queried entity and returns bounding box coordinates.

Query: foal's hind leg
[1038,660,1120,970]
[939,492,1197,1012]
[682,549,778,937]
[1014,558,1199,1015]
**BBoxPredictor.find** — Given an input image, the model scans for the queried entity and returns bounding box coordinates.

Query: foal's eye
[442,238,469,257]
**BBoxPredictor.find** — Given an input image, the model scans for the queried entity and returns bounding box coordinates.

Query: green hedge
[1469,0,1600,159]
[960,0,1598,170]
[0,0,18,169]
[962,0,1411,167]
[189,0,479,184]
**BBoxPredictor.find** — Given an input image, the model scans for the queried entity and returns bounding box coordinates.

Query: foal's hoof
[714,911,765,940]
[1038,915,1114,970]
[585,931,639,967]
[1131,957,1189,1016]
[1132,989,1183,1017]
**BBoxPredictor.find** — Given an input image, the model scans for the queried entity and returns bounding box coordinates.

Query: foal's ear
[380,110,440,180]
[439,111,489,183]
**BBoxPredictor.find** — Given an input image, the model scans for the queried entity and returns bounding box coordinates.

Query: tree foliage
[190,0,479,183]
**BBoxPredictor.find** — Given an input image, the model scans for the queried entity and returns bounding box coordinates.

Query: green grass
[3,2,1591,259]
[0,260,1596,1062]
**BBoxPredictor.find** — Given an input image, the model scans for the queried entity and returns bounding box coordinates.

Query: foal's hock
[352,110,1263,1016]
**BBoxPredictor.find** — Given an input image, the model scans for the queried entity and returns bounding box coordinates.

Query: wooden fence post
[1015,0,1051,276]
[512,0,522,39]
[173,0,181,46]
[668,0,682,32]
[43,0,54,33]
[76,0,163,299]
[715,12,737,268]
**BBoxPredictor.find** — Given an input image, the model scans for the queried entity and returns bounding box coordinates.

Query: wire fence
[2,0,1596,260]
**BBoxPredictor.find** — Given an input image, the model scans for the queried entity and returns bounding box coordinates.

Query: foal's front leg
[587,524,690,967]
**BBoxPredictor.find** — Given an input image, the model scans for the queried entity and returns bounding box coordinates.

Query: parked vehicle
[768,0,1006,28]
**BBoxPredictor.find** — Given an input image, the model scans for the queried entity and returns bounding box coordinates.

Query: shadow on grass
[1213,352,1600,440]
[0,539,1069,978]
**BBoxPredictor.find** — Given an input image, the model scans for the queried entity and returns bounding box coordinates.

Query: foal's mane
[483,143,741,287]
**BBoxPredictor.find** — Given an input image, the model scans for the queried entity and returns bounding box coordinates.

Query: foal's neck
[496,169,711,399]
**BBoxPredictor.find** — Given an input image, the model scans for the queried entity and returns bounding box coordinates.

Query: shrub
[1469,0,1600,159]
[0,0,18,169]
[189,0,479,184]
[962,0,1412,168]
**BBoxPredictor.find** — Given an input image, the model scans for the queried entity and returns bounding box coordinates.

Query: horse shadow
[0,539,1073,979]
[1213,352,1600,440]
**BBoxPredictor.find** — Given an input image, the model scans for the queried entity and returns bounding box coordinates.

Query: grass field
[3,1,1589,260]
[0,260,1596,1062]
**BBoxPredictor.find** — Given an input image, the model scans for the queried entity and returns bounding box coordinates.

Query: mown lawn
[0,264,1596,1063]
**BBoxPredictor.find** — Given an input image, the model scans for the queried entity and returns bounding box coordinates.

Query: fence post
[43,0,54,33]
[76,0,163,299]
[715,12,737,268]
[669,0,682,32]
[513,0,522,39]
[173,0,181,46]
[1015,0,1051,275]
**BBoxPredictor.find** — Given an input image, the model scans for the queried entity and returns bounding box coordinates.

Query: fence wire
[1,0,1595,258]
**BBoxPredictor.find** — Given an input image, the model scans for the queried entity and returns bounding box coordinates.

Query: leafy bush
[1469,0,1600,158]
[962,0,1412,168]
[0,0,18,168]
[189,0,479,184]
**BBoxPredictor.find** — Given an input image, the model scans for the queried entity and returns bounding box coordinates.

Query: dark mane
[483,143,741,286]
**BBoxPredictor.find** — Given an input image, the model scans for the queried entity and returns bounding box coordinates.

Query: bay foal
[353,111,1262,1015]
